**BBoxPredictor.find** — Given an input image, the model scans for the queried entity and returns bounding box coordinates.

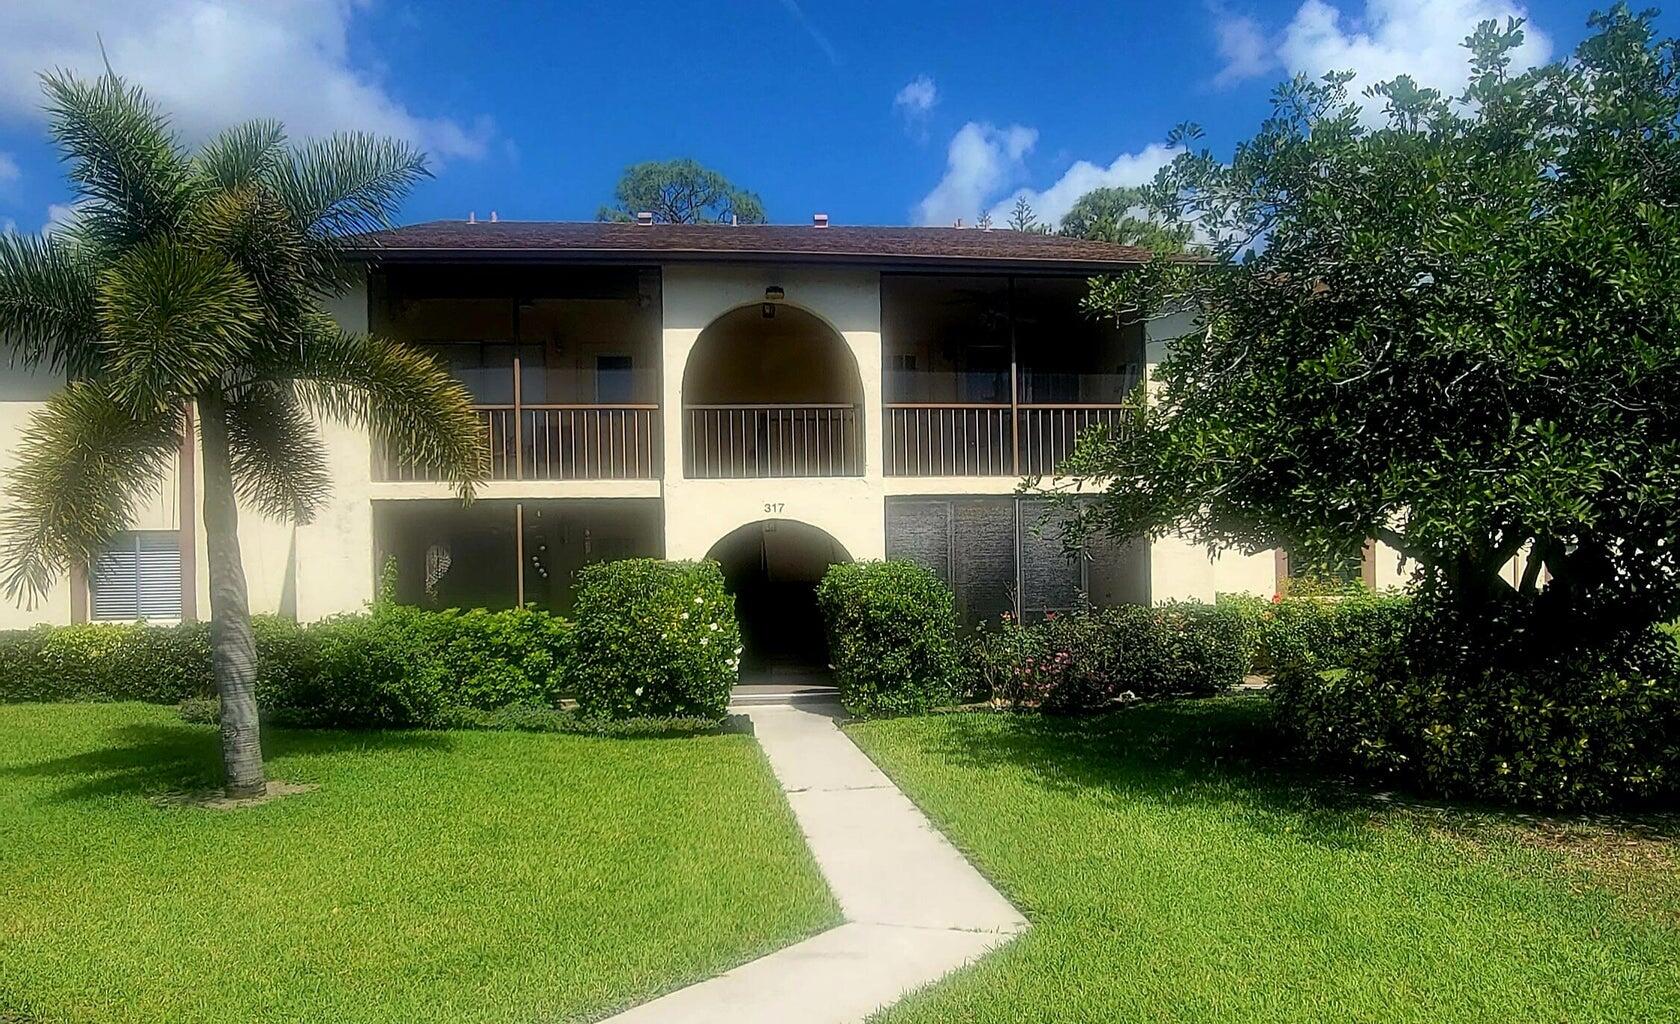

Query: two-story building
[0,220,1407,669]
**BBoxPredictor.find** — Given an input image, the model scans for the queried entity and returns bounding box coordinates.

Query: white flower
[694,596,703,604]
[700,637,710,646]
[680,611,689,620]
[734,646,744,656]
[708,622,719,631]
[634,686,644,696]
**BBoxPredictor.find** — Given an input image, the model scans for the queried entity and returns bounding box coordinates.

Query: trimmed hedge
[1272,602,1680,809]
[0,605,575,730]
[570,559,740,721]
[816,561,962,716]
[968,603,1248,713]
[1217,591,1411,674]
[264,605,573,728]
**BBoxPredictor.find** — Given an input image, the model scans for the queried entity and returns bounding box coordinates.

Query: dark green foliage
[967,603,1247,713]
[1217,591,1412,674]
[264,605,572,728]
[1272,598,1680,809]
[570,559,740,721]
[0,606,572,730]
[816,561,963,716]
[0,621,213,704]
[1076,11,1680,634]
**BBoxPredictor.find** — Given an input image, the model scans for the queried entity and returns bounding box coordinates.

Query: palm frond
[253,316,486,498]
[0,382,182,603]
[194,186,313,333]
[273,133,430,240]
[96,237,262,410]
[39,70,196,250]
[193,119,287,190]
[0,232,104,375]
[225,382,331,523]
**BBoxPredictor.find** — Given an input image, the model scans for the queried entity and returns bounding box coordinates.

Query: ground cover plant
[0,702,838,1024]
[846,698,1680,1024]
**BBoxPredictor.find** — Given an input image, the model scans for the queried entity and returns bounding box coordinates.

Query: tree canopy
[1069,5,1680,627]
[597,159,767,224]
[1058,185,1193,251]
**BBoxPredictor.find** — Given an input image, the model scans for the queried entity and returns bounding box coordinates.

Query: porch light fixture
[763,285,784,319]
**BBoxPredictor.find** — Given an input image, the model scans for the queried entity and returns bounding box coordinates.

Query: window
[90,531,182,620]
[595,355,634,403]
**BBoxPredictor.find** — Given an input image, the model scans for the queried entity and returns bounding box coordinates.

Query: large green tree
[597,158,767,224]
[1070,7,1680,628]
[0,72,486,797]
[1058,185,1192,251]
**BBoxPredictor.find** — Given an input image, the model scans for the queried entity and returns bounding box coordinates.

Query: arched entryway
[682,303,865,477]
[706,520,850,674]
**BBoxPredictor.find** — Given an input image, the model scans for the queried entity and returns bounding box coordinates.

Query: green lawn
[847,697,1680,1024]
[0,702,839,1024]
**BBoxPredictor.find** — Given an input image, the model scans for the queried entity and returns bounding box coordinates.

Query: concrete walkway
[601,702,1028,1024]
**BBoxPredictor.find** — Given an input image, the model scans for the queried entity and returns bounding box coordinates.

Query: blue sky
[0,1,1669,233]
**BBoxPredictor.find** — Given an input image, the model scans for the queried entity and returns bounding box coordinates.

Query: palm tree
[0,71,486,797]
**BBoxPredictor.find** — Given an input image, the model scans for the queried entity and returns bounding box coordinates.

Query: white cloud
[1212,0,1552,112]
[914,121,1037,226]
[894,74,938,119]
[1209,7,1273,88]
[0,151,19,185]
[986,143,1182,229]
[42,201,80,235]
[0,1,491,160]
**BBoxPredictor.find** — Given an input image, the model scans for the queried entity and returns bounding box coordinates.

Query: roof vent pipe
[813,212,829,228]
[636,211,654,225]
[468,211,476,224]
[489,210,498,223]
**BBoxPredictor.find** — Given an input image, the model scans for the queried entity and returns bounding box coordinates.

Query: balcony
[683,403,861,478]
[881,273,1145,479]
[377,403,662,482]
[883,403,1133,476]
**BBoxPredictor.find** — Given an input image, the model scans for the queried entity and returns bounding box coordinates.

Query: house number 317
[764,502,785,514]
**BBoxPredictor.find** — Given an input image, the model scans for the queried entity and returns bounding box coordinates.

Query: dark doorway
[706,520,849,673]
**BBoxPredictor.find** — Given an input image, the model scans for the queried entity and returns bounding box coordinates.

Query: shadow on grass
[895,696,1680,850]
[900,697,1386,852]
[3,721,453,804]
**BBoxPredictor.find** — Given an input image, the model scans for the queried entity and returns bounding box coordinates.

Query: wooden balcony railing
[376,405,661,482]
[884,403,1134,477]
[684,404,862,478]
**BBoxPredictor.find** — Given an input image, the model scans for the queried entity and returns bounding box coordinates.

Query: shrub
[570,559,739,721]
[1216,591,1410,674]
[1272,600,1680,809]
[264,604,572,728]
[1,605,573,730]
[969,603,1249,714]
[0,621,210,704]
[817,561,961,716]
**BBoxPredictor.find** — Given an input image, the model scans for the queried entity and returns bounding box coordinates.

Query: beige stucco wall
[296,283,376,619]
[660,264,886,560]
[0,366,73,626]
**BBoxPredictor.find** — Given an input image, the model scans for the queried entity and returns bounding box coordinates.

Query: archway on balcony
[682,303,865,478]
[706,519,850,675]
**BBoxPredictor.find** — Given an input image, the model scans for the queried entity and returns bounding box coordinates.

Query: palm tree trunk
[198,390,266,798]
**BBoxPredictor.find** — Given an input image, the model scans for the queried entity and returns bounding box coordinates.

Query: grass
[0,702,839,1024]
[846,696,1680,1024]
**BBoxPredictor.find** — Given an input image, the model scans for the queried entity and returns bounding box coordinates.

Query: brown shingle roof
[345,220,1154,270]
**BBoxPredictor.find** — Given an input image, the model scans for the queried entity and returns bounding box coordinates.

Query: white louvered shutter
[89,541,139,620]
[90,532,182,620]
[136,532,182,619]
